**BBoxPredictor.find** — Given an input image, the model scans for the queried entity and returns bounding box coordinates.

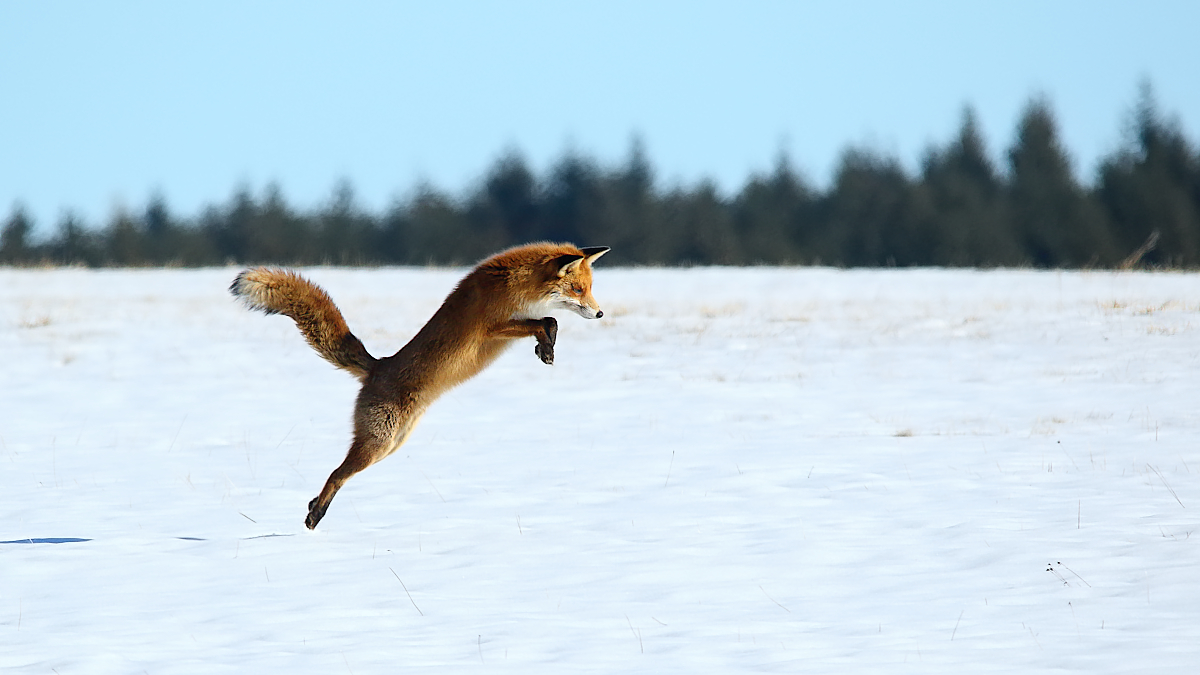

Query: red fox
[230,242,609,529]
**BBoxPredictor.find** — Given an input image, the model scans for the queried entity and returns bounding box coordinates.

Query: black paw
[535,341,555,365]
[305,497,325,530]
[535,316,557,365]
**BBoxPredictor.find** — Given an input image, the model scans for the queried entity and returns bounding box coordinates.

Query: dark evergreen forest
[4,87,1199,269]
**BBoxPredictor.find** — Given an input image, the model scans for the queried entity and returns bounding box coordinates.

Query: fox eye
[571,285,584,295]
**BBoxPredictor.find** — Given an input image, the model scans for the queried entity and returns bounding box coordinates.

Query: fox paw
[535,316,557,365]
[305,497,326,530]
[535,341,555,365]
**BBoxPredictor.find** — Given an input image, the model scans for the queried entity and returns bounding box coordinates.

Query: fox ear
[581,246,610,264]
[554,254,585,278]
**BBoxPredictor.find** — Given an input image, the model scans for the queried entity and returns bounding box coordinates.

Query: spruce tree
[821,147,915,266]
[1098,81,1200,266]
[733,152,816,264]
[1008,97,1117,266]
[920,107,1020,266]
[469,150,539,245]
[1,205,34,264]
[598,137,661,264]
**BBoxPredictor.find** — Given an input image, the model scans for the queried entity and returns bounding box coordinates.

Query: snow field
[2,266,1199,673]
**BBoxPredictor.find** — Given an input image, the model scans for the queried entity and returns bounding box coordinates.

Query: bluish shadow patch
[1,537,92,544]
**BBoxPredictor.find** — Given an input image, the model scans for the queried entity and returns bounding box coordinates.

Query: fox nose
[596,310,604,318]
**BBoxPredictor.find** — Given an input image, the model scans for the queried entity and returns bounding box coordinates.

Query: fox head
[548,246,609,319]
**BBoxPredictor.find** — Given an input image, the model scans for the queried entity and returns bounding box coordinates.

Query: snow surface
[3,266,1200,673]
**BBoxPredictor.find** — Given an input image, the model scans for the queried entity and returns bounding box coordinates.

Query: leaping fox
[230,242,609,529]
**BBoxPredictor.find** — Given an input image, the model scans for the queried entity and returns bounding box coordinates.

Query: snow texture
[3,266,1199,673]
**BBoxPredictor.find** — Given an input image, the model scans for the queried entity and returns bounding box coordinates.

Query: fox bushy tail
[230,268,377,381]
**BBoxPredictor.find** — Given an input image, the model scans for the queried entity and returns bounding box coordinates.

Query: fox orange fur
[230,242,609,529]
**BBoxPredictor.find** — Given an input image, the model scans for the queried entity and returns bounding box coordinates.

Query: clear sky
[3,1,1198,232]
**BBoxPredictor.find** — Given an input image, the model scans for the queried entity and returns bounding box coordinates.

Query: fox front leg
[533,316,557,365]
[487,317,558,365]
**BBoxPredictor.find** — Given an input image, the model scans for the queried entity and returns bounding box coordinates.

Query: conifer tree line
[4,86,1199,269]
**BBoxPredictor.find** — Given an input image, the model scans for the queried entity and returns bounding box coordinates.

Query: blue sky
[3,1,1198,232]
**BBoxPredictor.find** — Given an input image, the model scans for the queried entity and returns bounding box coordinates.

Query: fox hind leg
[306,401,421,529]
[305,435,379,529]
